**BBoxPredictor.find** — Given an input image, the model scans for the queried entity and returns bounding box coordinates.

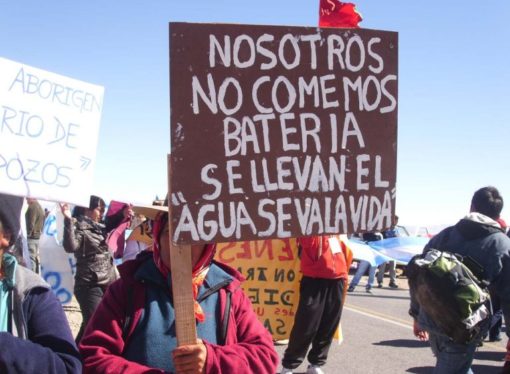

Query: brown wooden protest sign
[169,22,398,243]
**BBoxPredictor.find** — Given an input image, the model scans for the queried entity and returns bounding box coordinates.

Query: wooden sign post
[169,22,398,345]
[167,155,197,346]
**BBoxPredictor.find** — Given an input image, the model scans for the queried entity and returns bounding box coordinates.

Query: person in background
[487,217,508,343]
[411,186,510,373]
[505,226,510,372]
[119,199,165,262]
[104,200,134,260]
[382,215,400,238]
[281,235,349,374]
[25,197,45,274]
[122,216,152,262]
[348,259,377,293]
[376,215,400,289]
[60,195,132,343]
[0,193,81,373]
[79,208,278,373]
[361,231,383,242]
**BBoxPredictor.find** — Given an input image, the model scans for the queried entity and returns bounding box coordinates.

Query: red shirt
[298,236,348,279]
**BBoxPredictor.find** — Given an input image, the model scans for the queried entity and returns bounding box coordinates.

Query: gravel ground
[63,297,82,339]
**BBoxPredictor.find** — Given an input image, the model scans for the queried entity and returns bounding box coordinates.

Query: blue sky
[1,1,509,228]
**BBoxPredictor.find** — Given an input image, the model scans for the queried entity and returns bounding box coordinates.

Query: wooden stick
[168,154,197,346]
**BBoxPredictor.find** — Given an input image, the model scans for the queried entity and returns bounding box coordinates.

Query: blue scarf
[0,253,17,332]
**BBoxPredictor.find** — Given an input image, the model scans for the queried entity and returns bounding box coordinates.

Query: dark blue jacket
[0,265,82,373]
[411,213,510,336]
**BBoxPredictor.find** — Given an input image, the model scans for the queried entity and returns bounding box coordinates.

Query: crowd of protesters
[1,185,510,373]
[0,193,279,373]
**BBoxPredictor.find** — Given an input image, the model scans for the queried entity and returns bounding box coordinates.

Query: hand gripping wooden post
[167,155,197,346]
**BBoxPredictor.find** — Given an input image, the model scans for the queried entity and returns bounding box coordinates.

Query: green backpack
[407,248,491,344]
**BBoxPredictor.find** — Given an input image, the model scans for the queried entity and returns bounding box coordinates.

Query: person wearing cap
[0,193,81,373]
[79,209,278,373]
[60,195,132,343]
[118,199,165,262]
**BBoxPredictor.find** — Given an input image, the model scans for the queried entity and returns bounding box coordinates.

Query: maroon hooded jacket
[79,254,278,373]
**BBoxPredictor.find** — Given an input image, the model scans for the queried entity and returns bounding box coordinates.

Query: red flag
[319,0,362,28]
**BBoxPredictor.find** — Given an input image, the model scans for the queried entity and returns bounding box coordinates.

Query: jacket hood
[455,213,503,240]
[117,251,153,281]
[211,260,244,292]
[0,193,23,245]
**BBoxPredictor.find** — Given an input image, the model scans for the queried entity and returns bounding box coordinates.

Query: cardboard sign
[170,22,398,244]
[0,58,104,206]
[215,238,301,340]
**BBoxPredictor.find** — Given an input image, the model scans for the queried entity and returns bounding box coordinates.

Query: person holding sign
[79,209,278,374]
[0,193,82,373]
[60,195,129,343]
[282,235,348,374]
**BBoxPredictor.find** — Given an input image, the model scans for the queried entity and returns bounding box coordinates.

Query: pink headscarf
[152,213,216,322]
